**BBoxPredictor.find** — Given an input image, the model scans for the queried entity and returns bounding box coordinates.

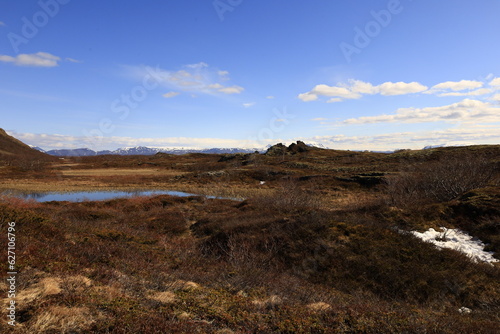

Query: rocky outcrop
[265,141,311,156]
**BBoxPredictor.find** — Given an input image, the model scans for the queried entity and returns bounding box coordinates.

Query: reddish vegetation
[0,140,499,333]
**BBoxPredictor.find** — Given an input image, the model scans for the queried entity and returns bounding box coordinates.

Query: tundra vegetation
[1,139,499,333]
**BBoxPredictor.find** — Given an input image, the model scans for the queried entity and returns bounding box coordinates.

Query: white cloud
[302,125,500,151]
[490,77,500,86]
[266,96,275,99]
[310,84,361,99]
[243,102,256,108]
[425,80,492,97]
[311,118,327,121]
[0,52,60,67]
[163,91,180,98]
[130,63,244,96]
[378,81,428,96]
[185,62,208,69]
[299,78,500,102]
[437,88,492,97]
[218,85,244,94]
[298,92,318,102]
[207,83,224,90]
[342,99,500,125]
[491,94,500,102]
[349,80,378,95]
[430,80,483,92]
[298,79,427,102]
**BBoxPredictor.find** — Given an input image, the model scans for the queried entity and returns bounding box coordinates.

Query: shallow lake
[0,190,215,202]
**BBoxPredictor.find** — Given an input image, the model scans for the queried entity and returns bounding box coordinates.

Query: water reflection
[0,190,209,202]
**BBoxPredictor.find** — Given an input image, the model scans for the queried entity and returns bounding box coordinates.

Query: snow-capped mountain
[28,145,47,153]
[44,148,99,156]
[423,144,448,150]
[40,146,264,157]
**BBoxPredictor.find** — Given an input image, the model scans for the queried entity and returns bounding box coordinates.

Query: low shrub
[385,152,498,206]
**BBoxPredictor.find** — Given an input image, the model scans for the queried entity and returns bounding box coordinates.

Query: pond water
[0,190,214,202]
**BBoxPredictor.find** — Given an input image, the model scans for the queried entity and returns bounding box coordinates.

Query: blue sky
[1,0,499,150]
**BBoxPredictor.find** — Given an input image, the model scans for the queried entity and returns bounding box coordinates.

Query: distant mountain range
[33,146,266,157]
[30,142,399,157]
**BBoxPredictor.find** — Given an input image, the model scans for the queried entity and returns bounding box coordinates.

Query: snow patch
[411,227,498,264]
[458,307,472,314]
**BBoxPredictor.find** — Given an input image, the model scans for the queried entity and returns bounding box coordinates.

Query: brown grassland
[1,142,500,333]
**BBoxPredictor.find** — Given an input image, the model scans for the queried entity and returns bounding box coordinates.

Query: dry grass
[306,302,332,312]
[181,182,273,200]
[29,306,96,333]
[10,277,62,311]
[60,168,186,176]
[328,189,383,211]
[0,179,187,193]
[147,290,177,304]
[1,145,499,333]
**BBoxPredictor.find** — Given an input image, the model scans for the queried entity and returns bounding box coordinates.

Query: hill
[0,128,53,161]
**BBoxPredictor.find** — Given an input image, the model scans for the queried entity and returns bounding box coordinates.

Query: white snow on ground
[411,227,499,264]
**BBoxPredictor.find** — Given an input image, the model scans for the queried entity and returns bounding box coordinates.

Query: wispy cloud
[129,62,244,97]
[65,57,82,63]
[218,85,244,94]
[436,88,492,97]
[429,80,483,92]
[217,70,229,80]
[185,62,208,69]
[342,99,500,125]
[423,79,495,97]
[0,89,63,101]
[298,79,428,102]
[303,125,500,150]
[162,91,180,98]
[0,21,5,26]
[490,77,500,87]
[243,102,256,108]
[0,52,61,67]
